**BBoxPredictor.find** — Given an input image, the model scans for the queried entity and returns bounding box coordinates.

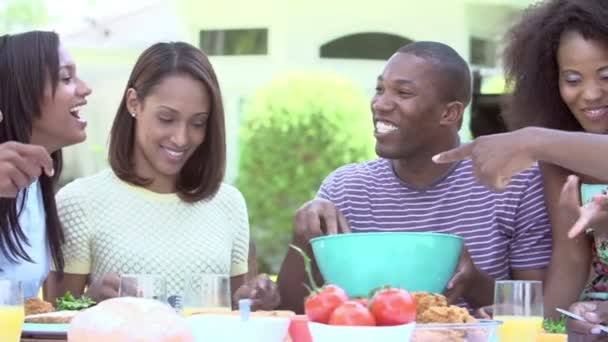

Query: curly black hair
[502,0,608,131]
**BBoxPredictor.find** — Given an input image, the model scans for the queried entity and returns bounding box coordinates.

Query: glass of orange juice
[0,279,24,342]
[181,274,231,316]
[493,280,543,342]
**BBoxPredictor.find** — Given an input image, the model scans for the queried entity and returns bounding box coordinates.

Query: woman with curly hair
[434,0,608,336]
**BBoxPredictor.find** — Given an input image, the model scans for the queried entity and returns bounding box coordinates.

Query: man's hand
[567,301,608,341]
[433,130,535,191]
[0,141,54,197]
[277,198,350,313]
[233,274,281,311]
[84,273,121,303]
[293,198,351,245]
[444,248,482,304]
[560,175,608,239]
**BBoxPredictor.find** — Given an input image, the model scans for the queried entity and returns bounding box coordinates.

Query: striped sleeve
[509,169,553,270]
[317,164,361,203]
[316,164,353,202]
[317,178,333,202]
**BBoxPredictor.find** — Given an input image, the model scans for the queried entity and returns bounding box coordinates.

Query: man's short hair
[398,41,472,107]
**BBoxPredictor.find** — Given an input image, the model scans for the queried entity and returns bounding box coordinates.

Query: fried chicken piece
[25,297,54,316]
[412,292,448,319]
[417,305,478,324]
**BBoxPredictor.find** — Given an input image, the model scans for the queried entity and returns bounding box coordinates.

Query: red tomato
[328,301,376,326]
[304,284,349,324]
[369,287,416,326]
[353,297,369,308]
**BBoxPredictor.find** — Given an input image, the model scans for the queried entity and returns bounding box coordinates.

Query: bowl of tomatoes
[303,282,417,342]
[310,232,463,297]
[309,321,416,341]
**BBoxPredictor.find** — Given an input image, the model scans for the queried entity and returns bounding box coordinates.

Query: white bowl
[187,314,290,342]
[308,322,416,342]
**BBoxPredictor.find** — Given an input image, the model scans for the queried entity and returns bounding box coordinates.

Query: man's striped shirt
[317,158,552,283]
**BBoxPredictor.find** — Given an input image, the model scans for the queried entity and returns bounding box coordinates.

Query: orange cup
[289,315,313,342]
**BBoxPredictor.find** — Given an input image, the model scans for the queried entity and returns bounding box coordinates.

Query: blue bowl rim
[310,231,464,244]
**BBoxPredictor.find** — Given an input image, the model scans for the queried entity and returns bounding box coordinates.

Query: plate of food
[21,292,95,338]
[411,292,501,342]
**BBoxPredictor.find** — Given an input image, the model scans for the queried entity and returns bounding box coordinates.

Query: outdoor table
[21,338,66,342]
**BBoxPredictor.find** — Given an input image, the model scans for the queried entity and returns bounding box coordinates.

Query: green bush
[236,72,375,273]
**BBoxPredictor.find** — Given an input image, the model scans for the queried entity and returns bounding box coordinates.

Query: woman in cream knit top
[45,41,280,311]
[56,168,249,301]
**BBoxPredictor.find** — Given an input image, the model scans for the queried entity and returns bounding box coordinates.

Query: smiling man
[277,42,552,313]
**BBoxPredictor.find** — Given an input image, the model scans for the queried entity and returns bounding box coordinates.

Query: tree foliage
[0,0,49,33]
[236,72,375,272]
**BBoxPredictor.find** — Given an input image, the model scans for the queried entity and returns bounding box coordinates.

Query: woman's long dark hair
[0,31,65,273]
[109,42,227,203]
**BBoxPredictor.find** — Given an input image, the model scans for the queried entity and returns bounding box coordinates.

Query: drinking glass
[0,280,24,342]
[119,274,167,302]
[182,274,231,316]
[493,280,544,342]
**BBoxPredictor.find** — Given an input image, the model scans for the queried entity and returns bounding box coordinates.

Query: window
[470,37,497,68]
[200,28,268,56]
[320,32,413,60]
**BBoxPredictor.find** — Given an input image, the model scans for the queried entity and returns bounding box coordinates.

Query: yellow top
[55,169,249,299]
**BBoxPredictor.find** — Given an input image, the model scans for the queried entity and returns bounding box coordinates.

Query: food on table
[418,305,477,324]
[411,292,489,342]
[23,292,97,324]
[411,292,448,320]
[294,242,491,342]
[305,284,349,324]
[25,310,78,324]
[327,301,376,326]
[543,317,566,334]
[370,287,416,326]
[291,244,349,324]
[55,292,95,311]
[67,297,194,342]
[412,292,476,324]
[413,321,489,342]
[24,297,54,315]
[352,297,369,307]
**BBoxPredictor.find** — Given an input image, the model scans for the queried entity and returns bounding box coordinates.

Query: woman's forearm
[529,127,608,181]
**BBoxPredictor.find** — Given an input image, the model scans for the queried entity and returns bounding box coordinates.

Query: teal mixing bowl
[310,232,463,297]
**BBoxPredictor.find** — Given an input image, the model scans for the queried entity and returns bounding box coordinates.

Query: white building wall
[56,0,532,184]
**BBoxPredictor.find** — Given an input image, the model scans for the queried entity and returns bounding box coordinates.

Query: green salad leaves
[56,292,96,311]
[543,317,566,334]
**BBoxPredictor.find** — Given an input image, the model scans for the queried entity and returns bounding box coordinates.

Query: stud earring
[130,112,136,118]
